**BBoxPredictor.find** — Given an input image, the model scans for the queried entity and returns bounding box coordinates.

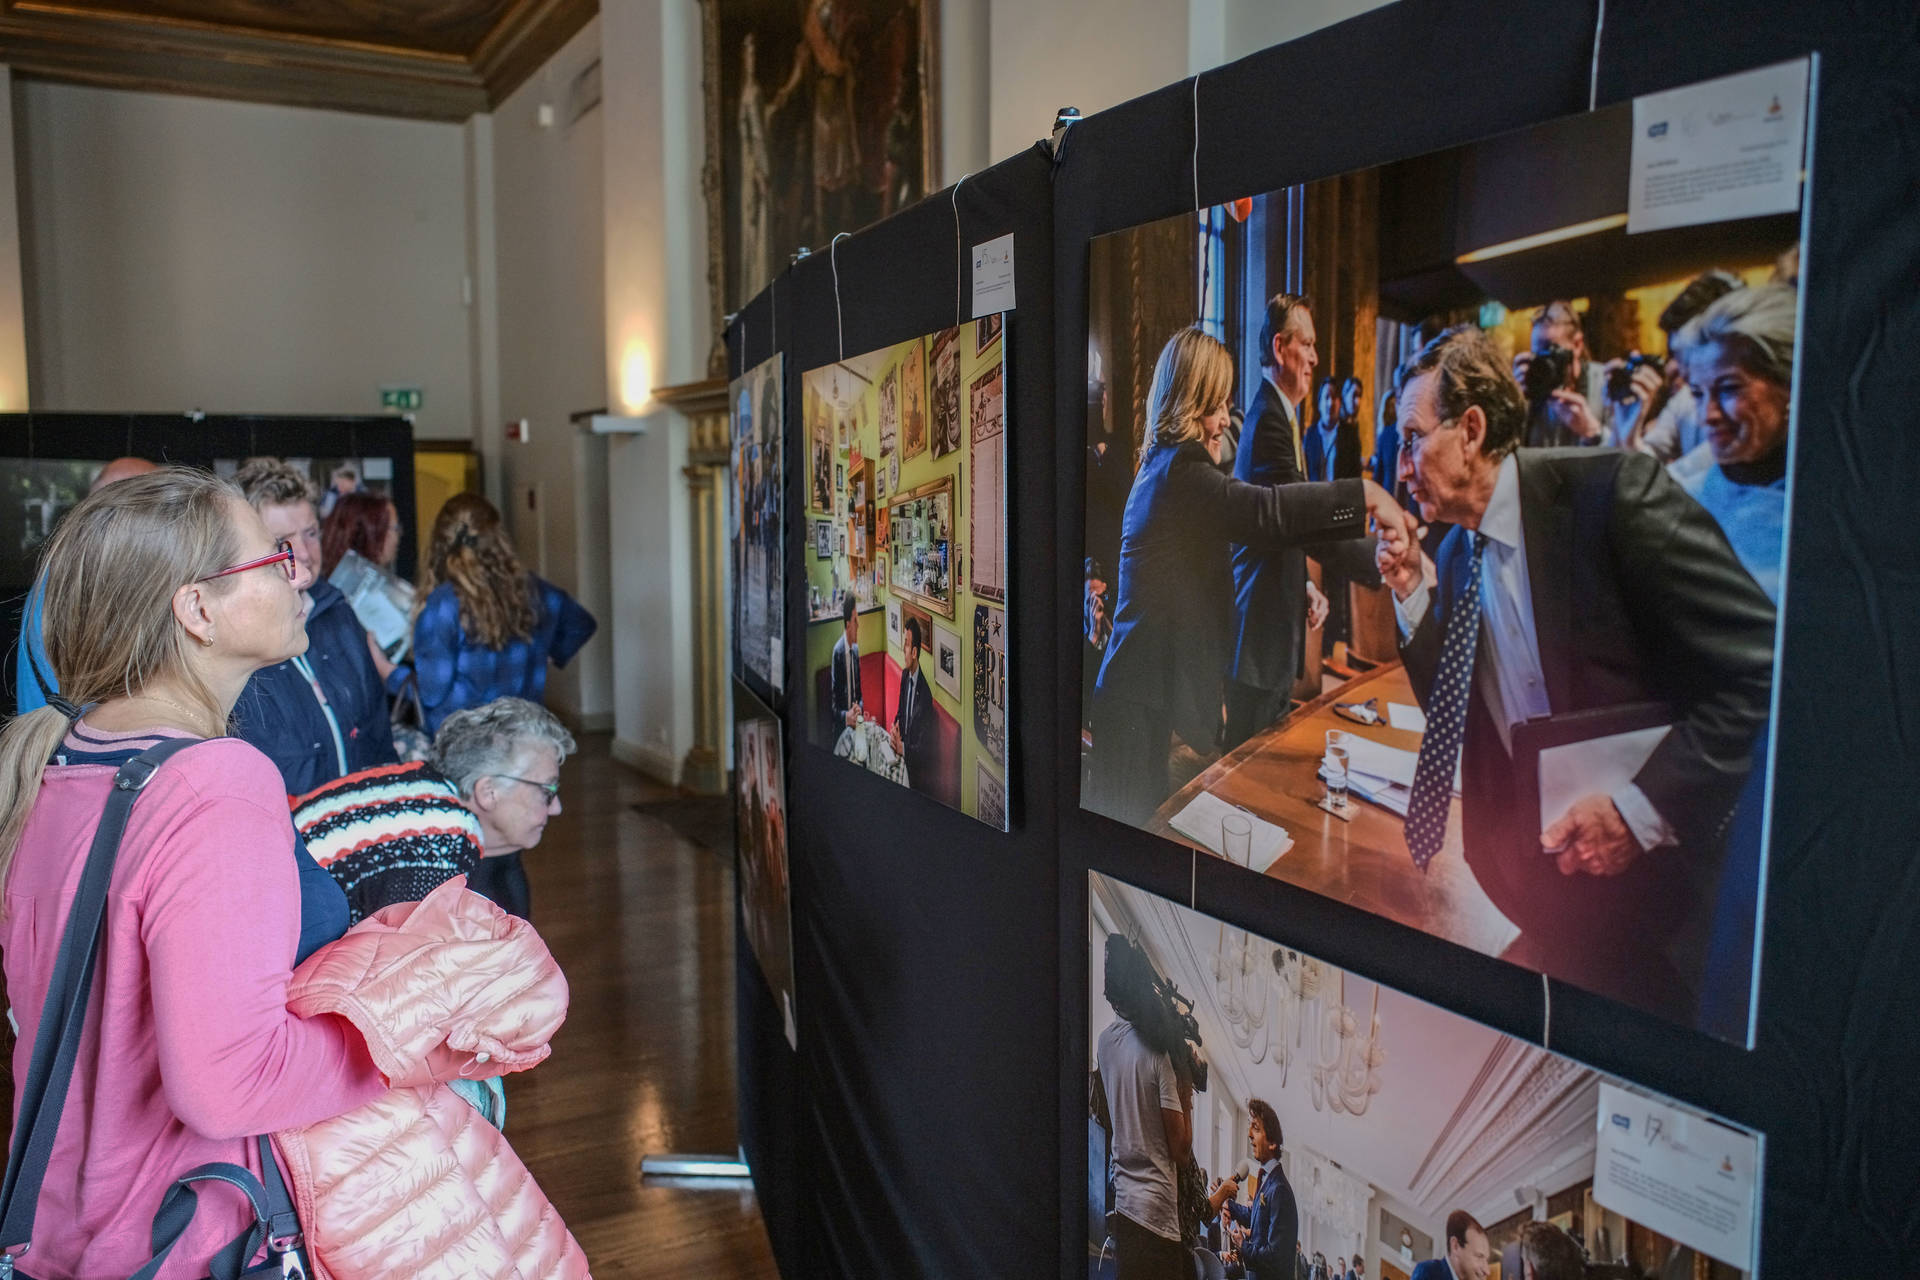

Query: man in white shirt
[1094,934,1191,1280]
[1375,325,1776,1021]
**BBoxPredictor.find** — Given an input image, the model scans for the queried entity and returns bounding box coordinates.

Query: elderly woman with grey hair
[429,695,577,920]
[1668,279,1796,603]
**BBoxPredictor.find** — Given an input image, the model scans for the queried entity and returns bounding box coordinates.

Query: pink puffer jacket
[273,878,592,1280]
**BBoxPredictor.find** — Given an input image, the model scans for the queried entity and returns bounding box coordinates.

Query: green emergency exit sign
[380,387,423,412]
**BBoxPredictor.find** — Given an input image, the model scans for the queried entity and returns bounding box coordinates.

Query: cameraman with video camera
[1095,933,1200,1280]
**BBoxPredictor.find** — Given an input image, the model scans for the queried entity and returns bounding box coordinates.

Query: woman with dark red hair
[321,490,402,578]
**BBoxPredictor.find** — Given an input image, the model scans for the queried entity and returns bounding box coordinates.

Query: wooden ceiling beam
[472,0,597,108]
[0,0,599,122]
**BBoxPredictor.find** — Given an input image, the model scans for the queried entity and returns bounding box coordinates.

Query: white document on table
[1594,1081,1759,1272]
[1387,702,1427,732]
[1168,791,1293,875]
[1538,724,1670,830]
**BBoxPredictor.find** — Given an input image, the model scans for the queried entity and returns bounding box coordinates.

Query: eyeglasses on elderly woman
[198,539,297,583]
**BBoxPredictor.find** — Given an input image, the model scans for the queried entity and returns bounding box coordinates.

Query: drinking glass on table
[1221,812,1253,867]
[1324,745,1351,811]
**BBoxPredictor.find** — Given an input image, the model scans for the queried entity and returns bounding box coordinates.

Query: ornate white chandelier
[1310,970,1385,1117]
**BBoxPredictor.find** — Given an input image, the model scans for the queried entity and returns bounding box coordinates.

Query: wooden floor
[506,733,782,1279]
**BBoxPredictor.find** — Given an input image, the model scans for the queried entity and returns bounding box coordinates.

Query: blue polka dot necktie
[1405,532,1486,871]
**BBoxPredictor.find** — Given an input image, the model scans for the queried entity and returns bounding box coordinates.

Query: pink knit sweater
[1,728,386,1280]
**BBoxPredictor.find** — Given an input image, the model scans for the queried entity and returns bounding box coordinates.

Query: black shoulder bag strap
[0,738,306,1280]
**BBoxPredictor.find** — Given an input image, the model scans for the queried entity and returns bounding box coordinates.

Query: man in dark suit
[890,616,936,792]
[1378,326,1776,1021]
[1227,294,1381,749]
[1409,1211,1489,1280]
[1219,1098,1297,1280]
[828,592,862,733]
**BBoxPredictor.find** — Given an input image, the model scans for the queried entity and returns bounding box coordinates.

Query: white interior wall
[977,0,1398,163]
[13,80,474,438]
[487,17,613,725]
[600,0,706,779]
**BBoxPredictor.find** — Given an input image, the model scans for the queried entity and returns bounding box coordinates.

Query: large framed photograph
[1087,871,1761,1279]
[1079,61,1809,1043]
[801,319,1012,829]
[704,0,941,333]
[735,683,796,1047]
[729,353,785,699]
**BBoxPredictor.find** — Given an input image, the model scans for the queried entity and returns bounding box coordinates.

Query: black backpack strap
[0,736,204,1267]
[133,1138,301,1280]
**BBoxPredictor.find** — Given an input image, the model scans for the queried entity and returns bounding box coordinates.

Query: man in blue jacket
[228,458,397,796]
[1221,1098,1297,1280]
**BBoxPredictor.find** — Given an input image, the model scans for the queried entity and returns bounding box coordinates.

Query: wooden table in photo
[1148,663,1519,958]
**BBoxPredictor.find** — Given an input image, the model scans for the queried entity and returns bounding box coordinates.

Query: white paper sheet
[1168,791,1293,874]
[1538,724,1669,830]
[1386,702,1427,732]
[1594,1082,1759,1271]
[1628,58,1810,234]
[1339,737,1419,788]
[971,233,1016,317]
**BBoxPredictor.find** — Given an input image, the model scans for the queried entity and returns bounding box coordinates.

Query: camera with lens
[1151,973,1208,1093]
[1606,352,1665,403]
[1522,344,1578,406]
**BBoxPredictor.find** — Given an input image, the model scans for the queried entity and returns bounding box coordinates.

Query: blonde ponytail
[0,707,80,884]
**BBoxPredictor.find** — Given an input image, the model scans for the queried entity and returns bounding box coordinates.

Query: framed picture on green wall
[798,316,1012,829]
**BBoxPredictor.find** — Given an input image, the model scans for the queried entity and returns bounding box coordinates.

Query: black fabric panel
[1051,1,1920,1277]
[736,900,803,1278]
[733,144,1062,1278]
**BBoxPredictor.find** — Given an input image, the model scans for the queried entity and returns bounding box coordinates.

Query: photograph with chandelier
[1086,870,1761,1280]
[1078,61,1810,1044]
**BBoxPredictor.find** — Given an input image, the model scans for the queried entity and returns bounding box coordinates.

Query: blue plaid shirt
[393,576,598,733]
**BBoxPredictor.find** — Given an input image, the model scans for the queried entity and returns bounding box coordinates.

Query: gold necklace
[127,693,218,736]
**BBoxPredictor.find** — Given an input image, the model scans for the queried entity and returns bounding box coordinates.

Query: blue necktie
[1405,533,1486,871]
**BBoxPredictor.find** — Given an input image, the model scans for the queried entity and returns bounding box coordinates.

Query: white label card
[1628,58,1810,234]
[971,233,1015,318]
[1593,1081,1760,1272]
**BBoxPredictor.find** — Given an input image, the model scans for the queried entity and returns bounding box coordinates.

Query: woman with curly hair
[385,494,596,917]
[392,493,597,735]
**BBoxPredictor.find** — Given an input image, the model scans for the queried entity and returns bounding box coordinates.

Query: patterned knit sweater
[292,761,485,924]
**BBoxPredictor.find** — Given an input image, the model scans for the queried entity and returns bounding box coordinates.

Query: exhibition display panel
[722,2,1920,1276]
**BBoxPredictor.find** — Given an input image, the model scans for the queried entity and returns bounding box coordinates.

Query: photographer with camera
[1515,300,1640,449]
[1094,933,1199,1279]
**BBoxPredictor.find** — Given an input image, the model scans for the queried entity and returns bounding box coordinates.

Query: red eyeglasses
[199,540,297,583]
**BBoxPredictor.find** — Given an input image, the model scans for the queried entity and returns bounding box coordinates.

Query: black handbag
[0,738,310,1280]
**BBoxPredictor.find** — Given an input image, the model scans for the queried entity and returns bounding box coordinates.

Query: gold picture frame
[885,474,956,619]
